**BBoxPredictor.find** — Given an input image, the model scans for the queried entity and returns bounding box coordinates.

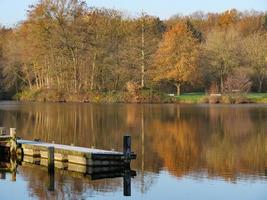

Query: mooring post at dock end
[10,128,16,138]
[48,146,55,171]
[9,128,17,156]
[123,135,131,167]
[47,146,55,191]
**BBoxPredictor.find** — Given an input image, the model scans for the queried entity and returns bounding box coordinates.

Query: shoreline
[3,90,267,104]
[1,99,267,105]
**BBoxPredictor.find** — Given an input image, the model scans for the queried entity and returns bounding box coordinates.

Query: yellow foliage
[153,21,200,86]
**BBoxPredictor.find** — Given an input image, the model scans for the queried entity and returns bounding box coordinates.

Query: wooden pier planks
[16,139,135,167]
[18,139,122,155]
[1,129,136,170]
[1,133,136,196]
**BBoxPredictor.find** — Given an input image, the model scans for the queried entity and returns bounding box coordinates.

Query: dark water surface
[0,101,266,200]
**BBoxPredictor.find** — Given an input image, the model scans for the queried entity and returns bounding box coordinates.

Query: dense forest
[0,0,266,102]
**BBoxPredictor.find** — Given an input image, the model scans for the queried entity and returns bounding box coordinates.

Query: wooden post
[9,128,17,156]
[48,146,55,191]
[48,146,55,170]
[10,128,16,138]
[48,169,55,191]
[123,135,131,166]
[0,127,6,135]
[123,169,131,196]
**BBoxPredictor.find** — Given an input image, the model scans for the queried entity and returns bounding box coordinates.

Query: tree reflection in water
[0,102,266,198]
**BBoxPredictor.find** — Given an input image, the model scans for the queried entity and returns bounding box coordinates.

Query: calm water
[0,101,267,200]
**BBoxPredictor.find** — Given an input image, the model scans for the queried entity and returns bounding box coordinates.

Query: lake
[0,101,266,200]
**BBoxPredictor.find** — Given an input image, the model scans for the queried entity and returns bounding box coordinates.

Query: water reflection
[0,102,266,198]
[0,156,17,182]
[0,153,136,199]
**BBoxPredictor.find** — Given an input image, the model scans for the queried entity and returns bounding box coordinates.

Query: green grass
[175,92,267,104]
[247,93,267,103]
[175,92,206,103]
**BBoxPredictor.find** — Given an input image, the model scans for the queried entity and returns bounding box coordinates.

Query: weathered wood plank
[22,156,40,164]
[22,148,40,157]
[40,151,68,161]
[18,140,122,155]
[2,135,135,170]
[67,155,124,166]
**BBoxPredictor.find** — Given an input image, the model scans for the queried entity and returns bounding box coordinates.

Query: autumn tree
[237,11,263,36]
[0,29,12,92]
[0,7,267,100]
[218,9,239,28]
[2,0,89,94]
[202,28,242,92]
[243,32,267,92]
[153,22,200,95]
[2,25,36,92]
[128,14,165,89]
[0,26,7,75]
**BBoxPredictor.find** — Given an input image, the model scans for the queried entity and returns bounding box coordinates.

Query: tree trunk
[90,53,97,91]
[219,62,224,93]
[175,83,181,96]
[71,49,78,93]
[27,76,32,90]
[258,79,263,93]
[220,75,224,93]
[141,17,145,88]
[114,75,120,90]
[56,75,60,91]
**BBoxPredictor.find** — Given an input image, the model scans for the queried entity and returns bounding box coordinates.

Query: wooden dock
[0,127,136,196]
[18,139,136,166]
[0,127,136,170]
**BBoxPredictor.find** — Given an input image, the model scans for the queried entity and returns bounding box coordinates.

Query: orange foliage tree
[153,22,200,95]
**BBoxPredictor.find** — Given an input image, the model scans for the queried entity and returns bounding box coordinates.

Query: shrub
[224,69,252,94]
[209,95,221,104]
[220,69,251,104]
[126,81,141,94]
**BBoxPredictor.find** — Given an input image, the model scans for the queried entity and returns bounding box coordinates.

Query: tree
[128,14,165,89]
[218,9,239,28]
[237,11,263,36]
[1,7,267,100]
[202,28,242,92]
[244,32,267,92]
[153,22,200,95]
[0,27,12,96]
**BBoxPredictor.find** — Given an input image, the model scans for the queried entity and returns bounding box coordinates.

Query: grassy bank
[15,88,175,103]
[13,88,267,104]
[175,92,205,103]
[247,93,267,103]
[176,92,267,104]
